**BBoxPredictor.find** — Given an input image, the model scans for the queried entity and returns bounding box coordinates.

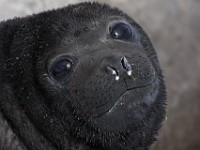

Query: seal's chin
[92,78,159,132]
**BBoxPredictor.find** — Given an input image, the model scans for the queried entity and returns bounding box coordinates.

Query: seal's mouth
[93,77,158,118]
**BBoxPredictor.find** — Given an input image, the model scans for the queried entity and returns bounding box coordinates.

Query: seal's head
[6,2,166,150]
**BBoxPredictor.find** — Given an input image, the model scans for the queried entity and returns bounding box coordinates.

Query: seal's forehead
[26,2,135,52]
[65,2,124,19]
[29,2,130,34]
[29,3,124,33]
[44,3,126,33]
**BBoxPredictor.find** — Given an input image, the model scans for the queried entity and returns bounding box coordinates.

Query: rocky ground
[0,0,200,150]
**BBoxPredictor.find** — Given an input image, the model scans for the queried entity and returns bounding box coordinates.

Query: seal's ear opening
[0,18,22,56]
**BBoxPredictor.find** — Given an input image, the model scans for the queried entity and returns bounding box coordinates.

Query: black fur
[0,2,166,150]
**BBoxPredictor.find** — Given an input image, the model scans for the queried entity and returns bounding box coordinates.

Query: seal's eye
[109,22,133,41]
[51,59,72,79]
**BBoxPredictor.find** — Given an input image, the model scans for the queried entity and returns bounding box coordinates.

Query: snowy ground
[0,0,200,150]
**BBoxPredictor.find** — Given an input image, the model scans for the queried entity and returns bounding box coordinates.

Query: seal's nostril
[107,66,120,81]
[121,57,132,76]
[107,66,118,75]
[121,57,126,69]
[121,57,130,70]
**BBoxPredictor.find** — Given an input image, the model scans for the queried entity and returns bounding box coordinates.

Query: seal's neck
[0,84,98,150]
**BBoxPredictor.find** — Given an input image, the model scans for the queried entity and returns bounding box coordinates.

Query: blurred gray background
[0,0,200,150]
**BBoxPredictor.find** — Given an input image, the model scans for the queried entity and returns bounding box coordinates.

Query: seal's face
[46,19,159,131]
[9,3,166,150]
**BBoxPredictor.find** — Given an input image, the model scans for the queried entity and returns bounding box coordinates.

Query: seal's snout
[121,56,133,76]
[101,54,155,85]
[105,56,132,81]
